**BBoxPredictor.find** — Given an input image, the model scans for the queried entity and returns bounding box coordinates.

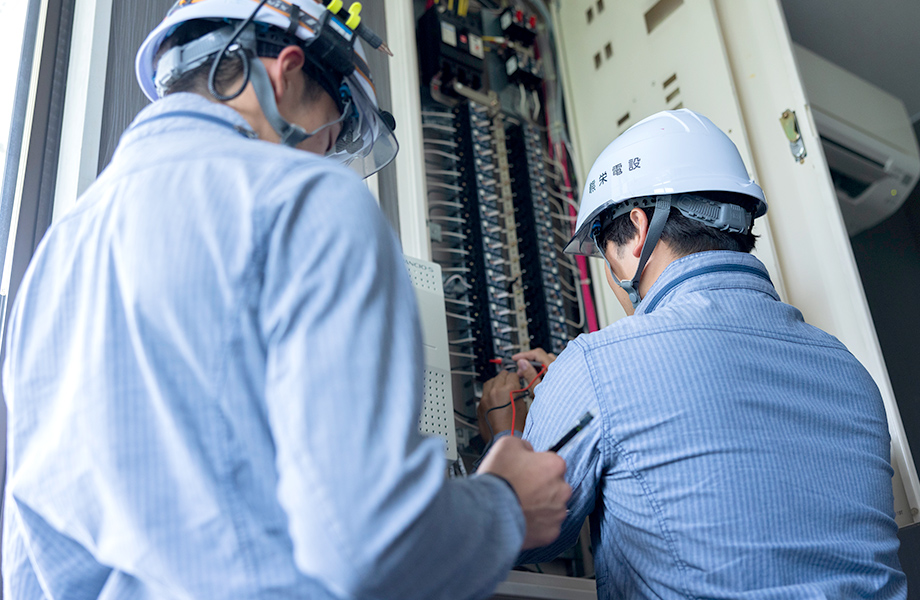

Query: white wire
[443,274,472,289]
[425,139,459,148]
[553,245,582,271]
[449,351,477,359]
[560,288,578,302]
[446,312,475,322]
[546,194,565,214]
[554,272,576,291]
[570,274,587,331]
[547,187,580,211]
[421,111,456,118]
[519,83,528,117]
[425,149,461,161]
[553,228,571,242]
[454,415,479,430]
[422,123,458,133]
[428,181,464,192]
[445,297,473,306]
[428,201,464,209]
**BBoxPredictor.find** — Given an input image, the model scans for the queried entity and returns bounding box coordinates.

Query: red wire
[509,364,548,437]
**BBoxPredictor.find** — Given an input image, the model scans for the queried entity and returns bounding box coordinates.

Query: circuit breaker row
[416,1,592,411]
[508,122,570,355]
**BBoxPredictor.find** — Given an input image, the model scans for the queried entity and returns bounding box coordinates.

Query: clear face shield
[325,86,398,178]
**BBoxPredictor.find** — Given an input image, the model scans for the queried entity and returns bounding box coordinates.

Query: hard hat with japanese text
[563,109,767,257]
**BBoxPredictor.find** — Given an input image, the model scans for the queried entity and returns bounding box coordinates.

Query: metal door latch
[780,109,807,164]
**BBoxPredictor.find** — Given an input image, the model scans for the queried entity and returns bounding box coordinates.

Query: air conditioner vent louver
[794,44,920,235]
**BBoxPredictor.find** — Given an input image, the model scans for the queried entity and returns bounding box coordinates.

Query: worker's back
[521,250,906,599]
[2,94,355,598]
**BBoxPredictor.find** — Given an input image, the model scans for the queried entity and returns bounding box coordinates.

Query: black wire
[483,401,510,440]
[473,391,529,471]
[483,392,528,440]
[208,0,269,102]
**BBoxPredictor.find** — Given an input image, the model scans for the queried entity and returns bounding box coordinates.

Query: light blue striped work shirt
[2,93,524,599]
[518,251,906,599]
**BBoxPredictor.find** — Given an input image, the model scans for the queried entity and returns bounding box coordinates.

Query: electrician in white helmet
[479,109,905,599]
[2,1,571,598]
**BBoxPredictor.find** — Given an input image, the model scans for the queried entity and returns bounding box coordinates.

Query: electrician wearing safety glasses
[1,1,570,598]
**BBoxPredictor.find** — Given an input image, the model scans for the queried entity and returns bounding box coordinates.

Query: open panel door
[556,0,919,527]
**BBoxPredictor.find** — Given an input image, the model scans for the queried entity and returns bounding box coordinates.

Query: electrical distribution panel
[414,0,598,578]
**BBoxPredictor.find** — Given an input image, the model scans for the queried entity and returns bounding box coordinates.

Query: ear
[628,207,650,259]
[264,45,306,102]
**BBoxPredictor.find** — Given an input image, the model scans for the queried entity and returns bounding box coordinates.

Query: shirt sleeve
[517,340,605,565]
[258,167,524,600]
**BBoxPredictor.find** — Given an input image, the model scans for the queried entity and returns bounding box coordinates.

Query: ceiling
[780,0,920,123]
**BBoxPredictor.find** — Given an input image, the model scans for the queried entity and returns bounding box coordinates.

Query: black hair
[599,191,758,256]
[154,20,323,102]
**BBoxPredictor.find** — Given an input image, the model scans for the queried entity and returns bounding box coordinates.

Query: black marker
[548,411,595,453]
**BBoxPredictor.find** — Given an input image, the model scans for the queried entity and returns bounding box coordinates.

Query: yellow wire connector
[327,0,343,13]
[346,2,362,30]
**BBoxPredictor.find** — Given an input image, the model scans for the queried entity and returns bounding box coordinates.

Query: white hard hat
[135,0,397,177]
[564,109,766,256]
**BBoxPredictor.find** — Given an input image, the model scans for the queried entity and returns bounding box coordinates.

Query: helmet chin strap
[592,195,672,311]
[247,55,354,148]
[247,56,310,146]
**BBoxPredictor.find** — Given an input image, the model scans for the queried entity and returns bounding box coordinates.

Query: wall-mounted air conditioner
[794,44,920,236]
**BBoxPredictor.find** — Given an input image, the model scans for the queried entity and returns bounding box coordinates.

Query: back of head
[565,109,767,258]
[564,109,768,308]
[135,0,399,177]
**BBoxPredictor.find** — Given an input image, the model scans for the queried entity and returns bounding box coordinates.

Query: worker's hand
[479,436,571,550]
[478,370,528,444]
[511,348,556,390]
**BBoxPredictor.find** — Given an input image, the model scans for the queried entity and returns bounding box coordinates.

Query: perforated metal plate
[405,256,457,461]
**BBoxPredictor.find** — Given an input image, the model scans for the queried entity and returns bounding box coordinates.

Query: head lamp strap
[302,10,356,77]
[156,27,241,97]
[286,3,302,35]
